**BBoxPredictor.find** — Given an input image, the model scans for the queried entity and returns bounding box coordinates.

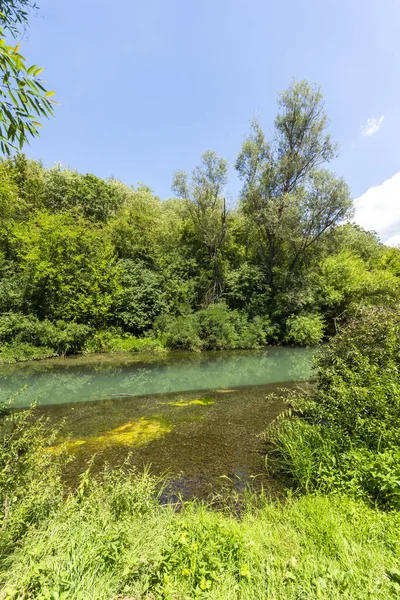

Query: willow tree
[0,0,55,154]
[172,151,229,305]
[236,81,352,296]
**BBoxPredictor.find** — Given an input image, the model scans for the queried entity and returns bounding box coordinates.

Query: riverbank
[1,403,399,598]
[2,466,399,600]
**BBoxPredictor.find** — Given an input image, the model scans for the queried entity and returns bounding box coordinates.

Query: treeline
[1,81,399,361]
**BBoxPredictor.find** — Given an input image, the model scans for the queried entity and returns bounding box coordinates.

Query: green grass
[1,405,400,599]
[1,468,400,600]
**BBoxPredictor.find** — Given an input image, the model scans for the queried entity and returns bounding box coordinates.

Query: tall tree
[236,81,352,293]
[172,151,229,305]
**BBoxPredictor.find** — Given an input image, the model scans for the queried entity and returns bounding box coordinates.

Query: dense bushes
[268,306,400,508]
[155,303,275,350]
[285,314,325,346]
[0,314,92,362]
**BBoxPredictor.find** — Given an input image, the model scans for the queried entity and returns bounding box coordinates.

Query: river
[0,347,314,499]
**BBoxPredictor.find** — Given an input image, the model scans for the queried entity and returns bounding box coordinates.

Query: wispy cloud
[362,115,385,137]
[354,172,400,244]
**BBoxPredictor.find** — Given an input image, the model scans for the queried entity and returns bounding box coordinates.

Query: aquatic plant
[48,417,172,455]
[167,397,214,407]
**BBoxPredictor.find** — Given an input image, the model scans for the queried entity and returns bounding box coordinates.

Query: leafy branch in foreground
[0,32,55,154]
[0,0,55,154]
[0,0,38,38]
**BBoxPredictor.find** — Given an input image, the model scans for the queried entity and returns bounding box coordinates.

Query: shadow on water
[0,348,314,501]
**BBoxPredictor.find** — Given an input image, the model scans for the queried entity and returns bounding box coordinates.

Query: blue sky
[20,0,400,240]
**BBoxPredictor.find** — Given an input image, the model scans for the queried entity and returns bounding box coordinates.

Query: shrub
[316,306,400,448]
[285,313,325,346]
[155,313,202,350]
[0,313,92,358]
[85,328,166,354]
[269,305,400,507]
[155,303,271,350]
[0,343,57,363]
[0,403,64,559]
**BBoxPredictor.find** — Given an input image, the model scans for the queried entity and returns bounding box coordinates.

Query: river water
[0,347,314,499]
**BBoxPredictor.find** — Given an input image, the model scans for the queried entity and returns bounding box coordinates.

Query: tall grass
[1,403,399,599]
[2,474,400,599]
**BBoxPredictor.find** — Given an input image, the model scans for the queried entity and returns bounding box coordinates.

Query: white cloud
[385,234,400,247]
[354,172,400,245]
[362,115,385,136]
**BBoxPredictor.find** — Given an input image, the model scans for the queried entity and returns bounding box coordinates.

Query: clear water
[0,347,314,499]
[0,347,313,408]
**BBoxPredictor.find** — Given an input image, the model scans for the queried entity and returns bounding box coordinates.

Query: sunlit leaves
[0,1,55,155]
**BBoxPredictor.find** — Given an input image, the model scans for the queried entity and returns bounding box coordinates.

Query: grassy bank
[2,468,400,600]
[1,401,400,600]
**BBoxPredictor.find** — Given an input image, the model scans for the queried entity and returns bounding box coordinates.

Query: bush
[155,303,272,350]
[0,343,57,363]
[269,305,400,507]
[0,404,64,559]
[285,313,325,346]
[316,306,400,448]
[0,313,92,358]
[84,328,166,354]
[155,313,202,350]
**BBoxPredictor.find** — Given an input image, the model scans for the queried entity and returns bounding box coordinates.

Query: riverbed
[0,347,314,499]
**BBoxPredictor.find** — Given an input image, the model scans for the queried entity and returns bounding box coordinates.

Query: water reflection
[0,347,314,408]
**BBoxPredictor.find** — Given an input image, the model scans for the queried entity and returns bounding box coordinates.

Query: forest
[1,80,400,363]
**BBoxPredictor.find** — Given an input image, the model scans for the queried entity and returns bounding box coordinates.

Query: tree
[236,81,352,294]
[172,151,229,305]
[10,211,120,325]
[0,0,55,154]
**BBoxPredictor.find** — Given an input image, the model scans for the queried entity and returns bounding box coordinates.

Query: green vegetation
[268,305,400,509]
[0,0,55,155]
[0,6,399,593]
[0,82,399,362]
[1,406,400,599]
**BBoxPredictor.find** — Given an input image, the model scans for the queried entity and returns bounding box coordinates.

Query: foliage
[268,305,400,507]
[0,3,55,155]
[285,313,325,346]
[315,306,400,448]
[0,0,37,37]
[173,151,229,304]
[0,313,92,362]
[0,403,64,558]
[314,250,400,319]
[40,166,124,222]
[0,342,57,362]
[10,211,120,325]
[155,303,271,351]
[84,328,165,354]
[1,448,400,599]
[0,80,399,361]
[114,260,166,334]
[235,81,352,295]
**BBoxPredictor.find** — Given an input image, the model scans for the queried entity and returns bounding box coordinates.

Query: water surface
[0,347,313,408]
[0,348,314,499]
